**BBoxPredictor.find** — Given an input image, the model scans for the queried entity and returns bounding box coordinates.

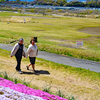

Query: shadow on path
[22,70,50,75]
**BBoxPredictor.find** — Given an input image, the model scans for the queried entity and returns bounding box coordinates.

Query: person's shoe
[26,66,29,70]
[16,69,18,72]
[33,70,36,73]
[19,71,22,74]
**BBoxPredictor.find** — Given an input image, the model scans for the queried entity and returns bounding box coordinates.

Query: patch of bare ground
[1,17,32,23]
[78,27,100,35]
[80,36,100,42]
[44,38,86,49]
[44,37,73,42]
[46,38,86,49]
[49,39,69,42]
[58,43,86,49]
[34,30,46,32]
[0,56,100,100]
[43,23,53,25]
[12,16,56,19]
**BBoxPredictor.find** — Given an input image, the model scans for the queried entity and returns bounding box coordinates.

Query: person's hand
[11,56,12,57]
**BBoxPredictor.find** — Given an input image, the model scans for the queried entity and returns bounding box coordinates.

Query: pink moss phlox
[0,78,68,100]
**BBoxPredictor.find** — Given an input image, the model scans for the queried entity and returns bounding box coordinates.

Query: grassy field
[0,12,100,61]
[0,48,100,100]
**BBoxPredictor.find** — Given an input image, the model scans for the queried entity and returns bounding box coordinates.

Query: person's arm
[36,49,38,56]
[36,44,38,56]
[22,50,25,57]
[22,44,26,57]
[26,46,31,58]
[11,43,18,57]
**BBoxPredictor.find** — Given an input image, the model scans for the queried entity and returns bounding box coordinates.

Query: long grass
[42,86,52,94]
[0,71,38,89]
[56,90,65,98]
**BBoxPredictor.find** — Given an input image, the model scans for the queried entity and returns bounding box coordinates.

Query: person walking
[11,38,25,74]
[26,39,38,73]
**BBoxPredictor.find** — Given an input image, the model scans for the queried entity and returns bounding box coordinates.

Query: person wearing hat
[26,39,38,73]
[11,38,25,74]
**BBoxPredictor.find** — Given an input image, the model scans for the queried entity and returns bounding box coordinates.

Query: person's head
[19,38,24,45]
[30,39,35,45]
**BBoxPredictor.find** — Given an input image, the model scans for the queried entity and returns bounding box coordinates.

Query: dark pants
[15,56,22,71]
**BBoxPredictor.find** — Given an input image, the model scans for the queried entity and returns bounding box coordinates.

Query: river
[0,3,100,11]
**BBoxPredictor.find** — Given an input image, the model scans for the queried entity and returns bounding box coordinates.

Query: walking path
[0,44,100,73]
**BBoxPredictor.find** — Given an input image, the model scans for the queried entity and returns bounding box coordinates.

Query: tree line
[31,0,100,8]
[0,0,100,8]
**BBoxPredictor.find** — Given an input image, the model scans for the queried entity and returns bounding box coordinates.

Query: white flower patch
[0,86,44,100]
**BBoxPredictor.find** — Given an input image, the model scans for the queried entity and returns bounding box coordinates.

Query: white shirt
[26,44,38,58]
[11,43,25,57]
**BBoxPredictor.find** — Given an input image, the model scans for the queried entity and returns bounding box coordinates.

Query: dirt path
[0,43,100,73]
[78,27,100,35]
[0,55,100,100]
[12,16,56,19]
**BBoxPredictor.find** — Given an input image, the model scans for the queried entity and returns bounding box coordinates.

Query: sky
[67,0,86,2]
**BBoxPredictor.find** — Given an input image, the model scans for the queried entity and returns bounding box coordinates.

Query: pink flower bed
[0,86,43,100]
[0,78,68,100]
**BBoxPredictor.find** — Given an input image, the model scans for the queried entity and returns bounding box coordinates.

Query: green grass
[35,58,100,83]
[0,48,100,100]
[42,86,52,94]
[0,71,39,89]
[56,90,65,98]
[0,12,100,61]
[0,48,100,83]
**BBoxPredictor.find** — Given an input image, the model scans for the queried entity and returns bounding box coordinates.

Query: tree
[0,0,5,2]
[16,0,20,2]
[56,0,67,6]
[62,0,67,5]
[65,1,86,7]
